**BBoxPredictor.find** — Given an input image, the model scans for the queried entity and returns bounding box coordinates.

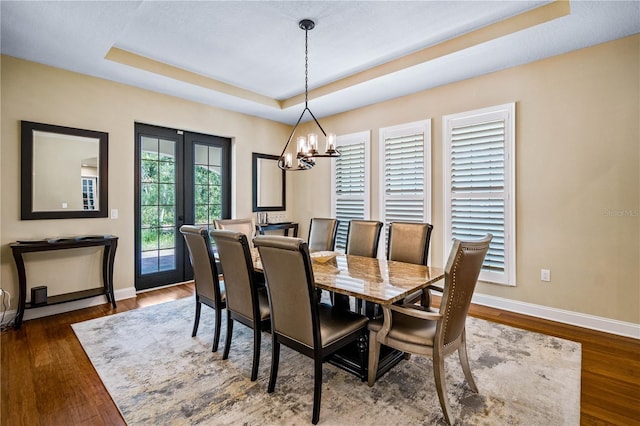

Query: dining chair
[387,221,434,306]
[307,218,338,252]
[210,229,270,381]
[341,220,383,311]
[179,225,226,352]
[253,235,369,425]
[214,218,256,247]
[367,234,492,425]
[345,220,383,258]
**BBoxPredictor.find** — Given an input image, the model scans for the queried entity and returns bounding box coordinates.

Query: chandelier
[278,19,340,171]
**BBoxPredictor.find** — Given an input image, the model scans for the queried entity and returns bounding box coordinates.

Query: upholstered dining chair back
[255,236,316,347]
[210,229,270,381]
[345,220,383,258]
[307,218,338,252]
[210,230,257,322]
[214,218,256,247]
[439,235,492,346]
[387,221,434,306]
[180,225,221,307]
[179,225,226,352]
[387,221,433,265]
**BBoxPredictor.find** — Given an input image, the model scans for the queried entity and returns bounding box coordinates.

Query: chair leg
[458,329,478,393]
[433,352,454,425]
[250,324,261,381]
[367,330,380,386]
[222,312,233,360]
[192,298,201,337]
[212,307,222,352]
[312,357,322,425]
[268,337,280,393]
[420,288,431,308]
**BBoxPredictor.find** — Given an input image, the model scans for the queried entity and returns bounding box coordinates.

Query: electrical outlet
[541,269,551,282]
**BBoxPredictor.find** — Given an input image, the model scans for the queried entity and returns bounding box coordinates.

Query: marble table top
[253,249,444,305]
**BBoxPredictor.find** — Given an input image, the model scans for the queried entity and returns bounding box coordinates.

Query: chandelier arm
[278,107,309,171]
[306,107,327,137]
[279,108,307,158]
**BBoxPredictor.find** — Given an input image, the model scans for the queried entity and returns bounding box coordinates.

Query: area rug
[72,297,580,425]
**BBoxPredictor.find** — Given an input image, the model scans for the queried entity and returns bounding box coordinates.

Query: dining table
[251,249,445,381]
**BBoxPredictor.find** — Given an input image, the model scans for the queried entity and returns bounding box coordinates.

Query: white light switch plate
[111,209,118,219]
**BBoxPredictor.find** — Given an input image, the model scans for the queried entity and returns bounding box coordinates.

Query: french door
[134,123,231,291]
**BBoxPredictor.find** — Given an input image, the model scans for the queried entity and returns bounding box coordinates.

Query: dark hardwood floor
[2,283,638,425]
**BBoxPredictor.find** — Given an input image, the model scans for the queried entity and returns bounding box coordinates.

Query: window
[331,131,371,252]
[379,120,432,254]
[443,103,516,286]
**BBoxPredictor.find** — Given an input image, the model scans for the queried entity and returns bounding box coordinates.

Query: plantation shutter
[384,133,425,222]
[380,120,431,253]
[444,103,515,286]
[450,120,505,273]
[332,132,370,252]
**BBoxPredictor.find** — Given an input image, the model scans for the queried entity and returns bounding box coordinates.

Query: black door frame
[134,123,231,291]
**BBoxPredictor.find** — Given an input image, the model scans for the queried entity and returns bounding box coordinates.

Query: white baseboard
[1,286,138,325]
[2,285,637,339]
[472,293,640,339]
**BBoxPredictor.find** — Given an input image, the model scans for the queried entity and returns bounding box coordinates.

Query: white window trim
[442,102,516,286]
[378,119,432,258]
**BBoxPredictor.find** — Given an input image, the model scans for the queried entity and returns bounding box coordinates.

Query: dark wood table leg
[11,249,27,329]
[103,240,117,308]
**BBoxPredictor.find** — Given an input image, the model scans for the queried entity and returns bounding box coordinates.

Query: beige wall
[1,56,290,300]
[292,35,640,324]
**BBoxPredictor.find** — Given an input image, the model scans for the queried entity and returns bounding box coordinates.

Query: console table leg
[105,240,117,308]
[11,251,27,329]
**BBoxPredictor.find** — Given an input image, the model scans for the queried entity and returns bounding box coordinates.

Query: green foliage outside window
[140,158,223,250]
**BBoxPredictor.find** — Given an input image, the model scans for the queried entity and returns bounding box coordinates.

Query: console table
[255,222,298,237]
[10,235,118,329]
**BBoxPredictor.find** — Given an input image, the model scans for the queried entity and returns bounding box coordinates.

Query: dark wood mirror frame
[252,153,285,212]
[21,121,109,220]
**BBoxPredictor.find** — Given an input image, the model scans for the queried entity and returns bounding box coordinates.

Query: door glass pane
[193,144,223,231]
[140,137,177,274]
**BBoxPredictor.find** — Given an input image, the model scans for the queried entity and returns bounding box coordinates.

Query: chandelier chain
[304,26,309,106]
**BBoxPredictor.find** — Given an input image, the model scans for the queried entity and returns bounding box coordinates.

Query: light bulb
[326,133,337,153]
[308,133,318,154]
[296,136,307,156]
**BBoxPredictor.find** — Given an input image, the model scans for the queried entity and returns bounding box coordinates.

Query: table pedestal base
[328,338,405,381]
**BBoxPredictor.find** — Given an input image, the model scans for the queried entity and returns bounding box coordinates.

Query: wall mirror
[21,121,108,220]
[252,153,285,212]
